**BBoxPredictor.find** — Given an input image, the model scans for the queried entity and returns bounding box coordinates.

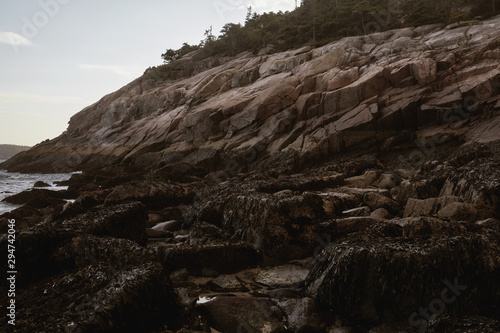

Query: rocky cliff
[2,17,500,174]
[1,16,500,333]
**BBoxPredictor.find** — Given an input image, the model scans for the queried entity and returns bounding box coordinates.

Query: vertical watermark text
[6,219,17,326]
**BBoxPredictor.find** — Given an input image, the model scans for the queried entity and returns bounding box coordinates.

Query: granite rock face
[2,17,500,174]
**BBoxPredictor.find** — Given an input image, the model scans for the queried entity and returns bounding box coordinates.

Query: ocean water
[0,160,75,215]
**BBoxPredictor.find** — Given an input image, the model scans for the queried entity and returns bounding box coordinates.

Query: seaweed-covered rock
[222,192,326,260]
[0,233,181,333]
[305,230,500,325]
[319,217,385,239]
[8,263,179,333]
[2,188,68,205]
[149,242,260,275]
[51,235,152,269]
[188,221,228,245]
[0,227,75,285]
[0,202,148,285]
[401,217,477,238]
[50,201,148,244]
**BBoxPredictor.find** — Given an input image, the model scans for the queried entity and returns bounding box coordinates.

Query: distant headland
[0,144,31,160]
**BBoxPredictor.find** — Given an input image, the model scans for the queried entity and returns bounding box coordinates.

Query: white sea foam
[196,296,216,304]
[0,166,74,215]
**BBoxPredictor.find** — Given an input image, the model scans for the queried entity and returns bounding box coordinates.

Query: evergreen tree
[158,0,496,69]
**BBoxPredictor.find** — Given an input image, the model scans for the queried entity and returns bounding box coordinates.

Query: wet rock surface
[426,315,500,333]
[2,140,500,333]
[197,296,287,333]
[255,264,310,289]
[2,140,500,332]
[1,17,500,333]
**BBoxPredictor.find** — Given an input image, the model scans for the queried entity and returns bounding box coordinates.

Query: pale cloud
[78,64,142,79]
[0,93,82,103]
[0,32,32,46]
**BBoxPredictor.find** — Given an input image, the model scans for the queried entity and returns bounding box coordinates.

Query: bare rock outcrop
[2,16,500,174]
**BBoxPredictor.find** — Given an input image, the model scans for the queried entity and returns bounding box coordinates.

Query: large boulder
[222,192,327,260]
[277,297,326,332]
[436,202,478,221]
[305,230,500,325]
[363,192,401,214]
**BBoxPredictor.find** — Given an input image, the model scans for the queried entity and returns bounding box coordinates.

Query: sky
[0,0,296,146]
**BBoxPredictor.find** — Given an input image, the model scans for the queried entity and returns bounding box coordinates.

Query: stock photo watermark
[354,0,403,35]
[213,0,247,22]
[10,0,71,53]
[408,277,467,332]
[6,219,17,326]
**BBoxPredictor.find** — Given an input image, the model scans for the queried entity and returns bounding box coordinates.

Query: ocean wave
[0,170,73,215]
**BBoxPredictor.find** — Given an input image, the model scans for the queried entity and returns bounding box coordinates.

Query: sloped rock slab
[256,264,310,289]
[197,296,287,333]
[208,274,248,292]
